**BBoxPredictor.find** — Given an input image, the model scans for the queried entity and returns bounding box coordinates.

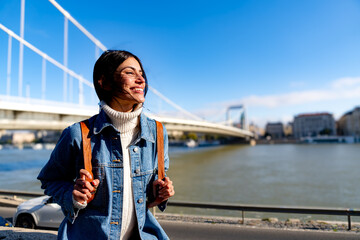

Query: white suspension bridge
[0,0,253,140]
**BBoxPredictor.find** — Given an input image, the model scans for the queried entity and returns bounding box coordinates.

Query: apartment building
[293,113,336,139]
[338,107,360,137]
[265,122,284,139]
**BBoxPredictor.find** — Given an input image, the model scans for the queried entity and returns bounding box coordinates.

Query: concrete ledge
[0,226,57,240]
[0,196,26,208]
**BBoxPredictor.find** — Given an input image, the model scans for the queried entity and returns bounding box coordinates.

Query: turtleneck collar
[100,101,142,135]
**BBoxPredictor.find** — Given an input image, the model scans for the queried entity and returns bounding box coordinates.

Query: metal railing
[0,189,44,198]
[166,201,360,230]
[1,190,359,230]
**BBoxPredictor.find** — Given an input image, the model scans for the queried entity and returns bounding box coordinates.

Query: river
[1,143,359,220]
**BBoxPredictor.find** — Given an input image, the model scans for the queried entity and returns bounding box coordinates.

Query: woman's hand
[73,169,100,204]
[147,177,175,208]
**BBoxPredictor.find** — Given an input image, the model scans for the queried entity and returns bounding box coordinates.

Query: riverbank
[157,213,360,233]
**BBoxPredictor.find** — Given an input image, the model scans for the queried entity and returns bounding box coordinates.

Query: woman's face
[111,57,146,110]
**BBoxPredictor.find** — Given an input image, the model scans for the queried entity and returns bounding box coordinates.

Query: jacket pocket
[88,162,108,214]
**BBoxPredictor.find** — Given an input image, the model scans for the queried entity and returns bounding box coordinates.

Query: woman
[38,50,175,240]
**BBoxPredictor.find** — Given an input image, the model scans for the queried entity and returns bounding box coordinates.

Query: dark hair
[93,50,148,102]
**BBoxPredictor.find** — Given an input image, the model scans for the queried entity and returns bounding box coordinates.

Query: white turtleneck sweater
[101,102,142,240]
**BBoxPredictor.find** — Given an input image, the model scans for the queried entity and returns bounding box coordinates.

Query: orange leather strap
[80,121,93,180]
[155,121,165,180]
[80,121,94,205]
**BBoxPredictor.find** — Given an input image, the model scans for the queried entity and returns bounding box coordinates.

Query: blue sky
[1,0,360,127]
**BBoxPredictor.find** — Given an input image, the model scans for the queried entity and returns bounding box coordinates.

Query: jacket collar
[92,109,155,143]
[139,112,155,143]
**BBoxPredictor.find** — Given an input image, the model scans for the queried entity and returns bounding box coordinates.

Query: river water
[1,144,359,221]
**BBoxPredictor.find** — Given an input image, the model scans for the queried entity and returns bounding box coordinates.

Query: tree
[319,128,332,136]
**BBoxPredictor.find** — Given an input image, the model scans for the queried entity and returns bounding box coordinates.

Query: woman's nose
[136,74,145,83]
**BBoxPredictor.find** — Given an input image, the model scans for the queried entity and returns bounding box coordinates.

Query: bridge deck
[0,98,253,138]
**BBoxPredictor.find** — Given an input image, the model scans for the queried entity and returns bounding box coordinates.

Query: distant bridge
[0,0,253,140]
[0,96,253,139]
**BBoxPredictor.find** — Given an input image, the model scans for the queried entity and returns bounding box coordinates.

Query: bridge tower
[226,105,247,130]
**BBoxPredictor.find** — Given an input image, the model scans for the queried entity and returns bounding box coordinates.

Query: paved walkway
[161,220,359,240]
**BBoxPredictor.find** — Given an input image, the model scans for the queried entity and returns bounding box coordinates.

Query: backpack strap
[80,120,94,188]
[155,120,165,180]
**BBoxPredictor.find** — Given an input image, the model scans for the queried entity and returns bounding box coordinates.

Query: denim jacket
[37,109,169,240]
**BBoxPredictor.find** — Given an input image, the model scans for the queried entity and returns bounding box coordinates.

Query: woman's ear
[98,75,111,91]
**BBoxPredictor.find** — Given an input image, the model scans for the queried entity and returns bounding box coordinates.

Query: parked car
[14,195,64,229]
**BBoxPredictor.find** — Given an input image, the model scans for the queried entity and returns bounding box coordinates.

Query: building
[293,113,336,139]
[284,122,293,137]
[12,131,36,145]
[0,130,12,144]
[265,122,284,139]
[248,122,263,139]
[338,107,360,139]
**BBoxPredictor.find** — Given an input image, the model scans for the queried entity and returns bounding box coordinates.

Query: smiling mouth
[131,87,144,93]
